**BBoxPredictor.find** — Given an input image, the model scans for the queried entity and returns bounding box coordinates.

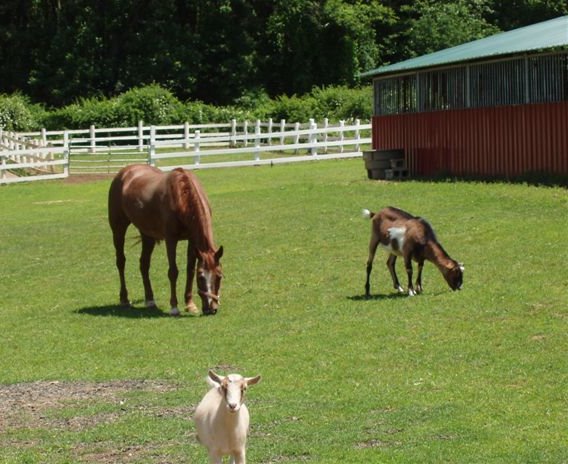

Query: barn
[362,15,568,180]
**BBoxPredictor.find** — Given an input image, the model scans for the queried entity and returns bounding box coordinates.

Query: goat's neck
[424,240,454,272]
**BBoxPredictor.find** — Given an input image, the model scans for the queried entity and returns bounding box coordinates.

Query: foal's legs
[365,234,380,297]
[140,234,157,307]
[184,245,199,313]
[404,254,416,296]
[165,238,180,316]
[415,259,425,294]
[386,254,404,293]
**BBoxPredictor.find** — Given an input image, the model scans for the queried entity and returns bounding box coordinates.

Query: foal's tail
[361,208,375,219]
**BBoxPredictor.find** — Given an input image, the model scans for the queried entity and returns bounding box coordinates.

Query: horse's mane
[168,168,216,255]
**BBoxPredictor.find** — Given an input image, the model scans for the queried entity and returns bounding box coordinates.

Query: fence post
[1,155,6,180]
[355,119,361,153]
[280,119,286,146]
[148,125,156,166]
[89,124,96,153]
[243,120,249,147]
[323,118,329,154]
[267,118,273,146]
[230,119,237,147]
[41,128,47,147]
[194,130,201,166]
[339,120,345,153]
[137,121,144,152]
[63,130,70,177]
[184,121,190,149]
[294,122,300,154]
[254,120,261,162]
[309,119,318,157]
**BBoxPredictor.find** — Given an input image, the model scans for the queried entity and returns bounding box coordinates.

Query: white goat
[194,370,261,464]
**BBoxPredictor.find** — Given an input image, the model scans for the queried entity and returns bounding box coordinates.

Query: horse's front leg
[112,227,130,307]
[184,245,199,314]
[165,239,180,316]
[140,234,157,308]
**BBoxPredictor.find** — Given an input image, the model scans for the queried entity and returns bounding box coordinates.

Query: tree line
[1,0,567,108]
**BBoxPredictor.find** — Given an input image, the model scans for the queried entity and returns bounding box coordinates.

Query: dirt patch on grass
[0,380,192,463]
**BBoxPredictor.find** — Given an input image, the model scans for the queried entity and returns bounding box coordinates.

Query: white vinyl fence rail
[1,119,370,182]
[0,129,69,184]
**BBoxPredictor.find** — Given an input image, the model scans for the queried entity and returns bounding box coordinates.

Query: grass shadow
[76,301,176,318]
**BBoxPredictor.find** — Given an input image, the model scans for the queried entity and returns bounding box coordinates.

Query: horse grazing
[108,164,223,315]
[362,206,463,297]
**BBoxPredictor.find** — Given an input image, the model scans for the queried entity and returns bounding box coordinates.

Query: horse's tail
[361,208,374,219]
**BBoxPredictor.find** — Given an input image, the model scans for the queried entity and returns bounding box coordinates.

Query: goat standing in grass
[194,370,261,464]
[362,206,464,297]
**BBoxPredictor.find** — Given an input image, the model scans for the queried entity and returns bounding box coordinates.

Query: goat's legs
[404,254,416,296]
[139,234,156,307]
[415,259,425,294]
[386,254,404,293]
[365,234,380,297]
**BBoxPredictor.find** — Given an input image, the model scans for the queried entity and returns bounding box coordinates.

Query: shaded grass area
[0,159,566,463]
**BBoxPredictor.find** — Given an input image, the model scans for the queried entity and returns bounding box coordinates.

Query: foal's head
[197,246,224,315]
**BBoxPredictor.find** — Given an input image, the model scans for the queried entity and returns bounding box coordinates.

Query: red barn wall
[372,101,568,178]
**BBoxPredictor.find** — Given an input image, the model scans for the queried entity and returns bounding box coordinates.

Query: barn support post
[148,126,156,166]
[138,120,144,152]
[194,130,201,166]
[89,125,96,154]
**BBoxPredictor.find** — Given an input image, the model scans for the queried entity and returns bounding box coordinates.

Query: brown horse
[108,164,223,315]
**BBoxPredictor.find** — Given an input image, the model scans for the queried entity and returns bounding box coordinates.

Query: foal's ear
[215,246,224,261]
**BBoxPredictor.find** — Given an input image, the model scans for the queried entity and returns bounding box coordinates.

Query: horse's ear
[215,246,224,261]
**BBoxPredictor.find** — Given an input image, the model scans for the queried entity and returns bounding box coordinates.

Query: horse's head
[197,246,224,315]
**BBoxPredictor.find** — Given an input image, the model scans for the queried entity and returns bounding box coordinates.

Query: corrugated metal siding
[372,101,568,177]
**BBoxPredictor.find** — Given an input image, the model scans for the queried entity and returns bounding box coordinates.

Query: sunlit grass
[0,159,566,463]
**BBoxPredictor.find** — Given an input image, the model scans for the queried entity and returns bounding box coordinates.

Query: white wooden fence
[1,119,370,183]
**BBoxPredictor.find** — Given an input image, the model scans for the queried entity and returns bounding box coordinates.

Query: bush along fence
[1,119,371,182]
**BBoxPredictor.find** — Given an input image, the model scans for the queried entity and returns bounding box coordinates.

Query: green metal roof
[362,15,568,78]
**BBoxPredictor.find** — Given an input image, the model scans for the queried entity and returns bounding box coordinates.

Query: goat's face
[208,370,261,413]
[444,262,464,291]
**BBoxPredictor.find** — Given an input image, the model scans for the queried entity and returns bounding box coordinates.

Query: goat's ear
[208,370,224,387]
[245,375,261,386]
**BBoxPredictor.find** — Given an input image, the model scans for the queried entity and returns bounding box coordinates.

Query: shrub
[0,94,45,131]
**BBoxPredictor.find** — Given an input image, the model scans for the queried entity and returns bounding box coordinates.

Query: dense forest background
[0,0,567,127]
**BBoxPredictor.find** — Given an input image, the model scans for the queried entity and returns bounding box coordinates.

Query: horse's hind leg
[140,234,157,308]
[111,223,130,306]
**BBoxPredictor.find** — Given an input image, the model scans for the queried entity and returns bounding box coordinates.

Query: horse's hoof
[185,302,199,315]
[170,307,181,317]
[145,299,157,308]
[120,300,132,308]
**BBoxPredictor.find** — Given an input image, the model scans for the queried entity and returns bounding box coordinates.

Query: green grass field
[0,159,566,463]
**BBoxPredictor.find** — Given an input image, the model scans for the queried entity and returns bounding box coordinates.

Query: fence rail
[1,119,370,183]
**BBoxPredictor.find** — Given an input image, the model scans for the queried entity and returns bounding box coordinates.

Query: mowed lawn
[0,159,566,463]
